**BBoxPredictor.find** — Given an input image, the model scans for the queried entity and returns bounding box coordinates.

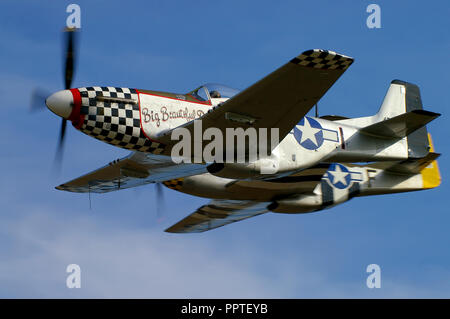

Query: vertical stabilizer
[376,80,430,158]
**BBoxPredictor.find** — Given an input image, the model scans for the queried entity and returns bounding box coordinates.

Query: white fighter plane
[35,29,441,233]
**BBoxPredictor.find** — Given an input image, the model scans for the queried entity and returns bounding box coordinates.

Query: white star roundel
[293,117,324,150]
[326,163,352,189]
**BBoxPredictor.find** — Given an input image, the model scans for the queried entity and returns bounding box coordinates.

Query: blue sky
[0,0,449,297]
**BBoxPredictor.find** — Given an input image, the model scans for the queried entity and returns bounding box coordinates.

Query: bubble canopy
[187,83,240,101]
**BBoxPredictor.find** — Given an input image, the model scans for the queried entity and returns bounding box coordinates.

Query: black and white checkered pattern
[78,87,165,154]
[162,178,184,190]
[290,49,353,70]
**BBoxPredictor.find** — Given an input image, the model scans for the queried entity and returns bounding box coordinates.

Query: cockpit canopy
[187,83,240,101]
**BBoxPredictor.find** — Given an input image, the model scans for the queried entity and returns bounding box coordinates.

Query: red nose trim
[68,88,84,129]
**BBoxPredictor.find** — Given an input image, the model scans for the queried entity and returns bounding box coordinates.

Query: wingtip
[291,49,354,70]
[411,109,441,118]
[305,49,353,60]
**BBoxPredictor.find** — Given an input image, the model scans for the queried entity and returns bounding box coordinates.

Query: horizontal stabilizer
[367,133,441,178]
[381,152,440,174]
[360,109,440,139]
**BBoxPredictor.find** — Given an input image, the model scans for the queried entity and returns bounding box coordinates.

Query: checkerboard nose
[46,89,73,119]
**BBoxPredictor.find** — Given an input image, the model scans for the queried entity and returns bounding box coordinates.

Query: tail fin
[375,80,436,158]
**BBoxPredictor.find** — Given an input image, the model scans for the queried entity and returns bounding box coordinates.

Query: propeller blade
[30,88,49,112]
[55,118,67,164]
[155,182,165,221]
[52,28,78,170]
[64,28,77,90]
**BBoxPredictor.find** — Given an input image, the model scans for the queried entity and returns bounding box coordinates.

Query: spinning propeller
[57,27,77,163]
[30,27,79,166]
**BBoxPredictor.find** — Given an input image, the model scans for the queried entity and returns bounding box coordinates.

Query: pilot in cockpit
[209,90,221,98]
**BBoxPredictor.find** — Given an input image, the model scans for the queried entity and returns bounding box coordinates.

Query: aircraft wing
[158,49,353,149]
[165,200,269,233]
[56,152,207,193]
[164,164,332,233]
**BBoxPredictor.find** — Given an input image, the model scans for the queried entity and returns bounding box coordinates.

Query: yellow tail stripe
[421,134,441,189]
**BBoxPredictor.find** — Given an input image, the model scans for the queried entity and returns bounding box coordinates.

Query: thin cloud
[1,208,449,298]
